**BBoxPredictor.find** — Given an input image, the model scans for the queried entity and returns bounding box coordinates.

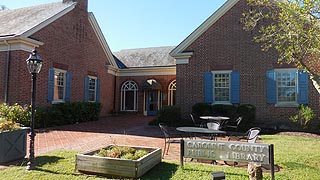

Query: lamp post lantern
[26,49,43,171]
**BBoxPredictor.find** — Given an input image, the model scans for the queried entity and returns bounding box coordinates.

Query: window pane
[54,71,65,101]
[88,78,96,101]
[121,81,138,111]
[214,73,230,102]
[125,91,135,110]
[277,71,296,102]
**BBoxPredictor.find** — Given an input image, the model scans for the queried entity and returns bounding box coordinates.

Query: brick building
[0,0,117,116]
[0,0,176,117]
[170,0,319,125]
[1,0,318,125]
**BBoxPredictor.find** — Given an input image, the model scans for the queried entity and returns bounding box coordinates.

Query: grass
[0,135,319,180]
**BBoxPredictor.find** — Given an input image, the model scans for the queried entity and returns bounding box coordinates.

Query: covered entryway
[143,79,162,116]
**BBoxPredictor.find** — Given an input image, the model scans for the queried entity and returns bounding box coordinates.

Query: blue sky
[1,0,227,52]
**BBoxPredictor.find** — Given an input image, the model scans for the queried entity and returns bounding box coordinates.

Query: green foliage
[237,104,256,126]
[192,103,256,128]
[0,103,30,131]
[242,0,320,92]
[94,146,148,160]
[191,103,211,116]
[156,106,181,125]
[290,105,315,129]
[35,102,101,128]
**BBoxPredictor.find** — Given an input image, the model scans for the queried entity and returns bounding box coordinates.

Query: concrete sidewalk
[28,115,181,161]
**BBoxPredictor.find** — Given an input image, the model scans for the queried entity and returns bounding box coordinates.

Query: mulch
[277,131,320,139]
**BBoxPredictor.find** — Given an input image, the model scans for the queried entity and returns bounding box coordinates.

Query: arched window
[168,80,176,106]
[121,81,138,111]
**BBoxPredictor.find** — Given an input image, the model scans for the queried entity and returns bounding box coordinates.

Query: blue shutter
[84,76,89,102]
[65,71,72,102]
[266,70,276,104]
[231,72,240,104]
[48,68,54,102]
[96,78,100,102]
[204,72,213,104]
[298,70,309,104]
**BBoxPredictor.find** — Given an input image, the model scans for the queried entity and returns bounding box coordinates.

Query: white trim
[88,12,117,68]
[175,58,189,65]
[274,68,298,106]
[212,70,232,104]
[22,3,77,37]
[170,0,239,57]
[120,80,139,112]
[168,80,176,106]
[52,68,67,103]
[117,66,176,77]
[0,36,44,52]
[87,76,97,102]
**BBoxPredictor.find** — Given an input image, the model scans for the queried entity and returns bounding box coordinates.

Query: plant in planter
[76,145,162,179]
[0,103,30,164]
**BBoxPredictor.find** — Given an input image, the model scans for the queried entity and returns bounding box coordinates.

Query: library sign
[179,139,275,180]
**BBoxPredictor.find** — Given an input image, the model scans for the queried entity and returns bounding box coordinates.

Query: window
[54,70,66,101]
[266,69,308,106]
[168,80,176,106]
[121,81,138,111]
[214,72,230,103]
[88,77,97,102]
[276,70,297,103]
[48,68,71,103]
[204,71,240,104]
[84,76,100,102]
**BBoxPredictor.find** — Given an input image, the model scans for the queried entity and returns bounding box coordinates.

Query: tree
[0,5,8,11]
[242,0,320,94]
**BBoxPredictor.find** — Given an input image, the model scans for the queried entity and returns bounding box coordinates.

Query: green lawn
[0,135,319,180]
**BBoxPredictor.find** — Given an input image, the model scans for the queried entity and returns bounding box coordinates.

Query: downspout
[113,75,117,115]
[4,40,10,103]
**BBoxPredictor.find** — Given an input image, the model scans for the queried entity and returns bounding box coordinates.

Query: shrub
[290,105,315,129]
[237,104,256,127]
[156,106,181,125]
[0,103,30,131]
[211,104,238,119]
[35,102,101,128]
[192,103,211,116]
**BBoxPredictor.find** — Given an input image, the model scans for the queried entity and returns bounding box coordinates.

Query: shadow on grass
[141,162,179,180]
[35,155,64,167]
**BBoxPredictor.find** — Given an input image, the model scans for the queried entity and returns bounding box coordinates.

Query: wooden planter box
[75,145,161,179]
[0,127,29,164]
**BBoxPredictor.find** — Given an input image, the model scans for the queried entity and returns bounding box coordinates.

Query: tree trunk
[248,162,263,180]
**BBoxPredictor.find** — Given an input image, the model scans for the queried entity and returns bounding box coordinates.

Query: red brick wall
[115,75,176,114]
[177,0,319,124]
[4,2,114,117]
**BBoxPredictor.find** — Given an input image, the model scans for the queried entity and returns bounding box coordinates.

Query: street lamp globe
[26,50,43,74]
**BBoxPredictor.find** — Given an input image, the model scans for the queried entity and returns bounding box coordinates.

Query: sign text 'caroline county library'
[183,140,270,164]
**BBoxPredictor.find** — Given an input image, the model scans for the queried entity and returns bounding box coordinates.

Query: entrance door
[147,90,158,116]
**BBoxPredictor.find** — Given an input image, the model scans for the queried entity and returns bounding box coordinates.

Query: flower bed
[75,145,161,179]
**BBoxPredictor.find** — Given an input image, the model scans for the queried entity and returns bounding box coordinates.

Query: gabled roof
[0,1,76,37]
[114,46,176,68]
[170,0,239,57]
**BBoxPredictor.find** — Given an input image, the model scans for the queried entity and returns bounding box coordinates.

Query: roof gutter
[4,40,10,103]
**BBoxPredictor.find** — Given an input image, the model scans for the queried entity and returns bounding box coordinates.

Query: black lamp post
[26,49,43,171]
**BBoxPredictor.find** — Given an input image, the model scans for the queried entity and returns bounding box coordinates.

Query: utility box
[211,171,225,180]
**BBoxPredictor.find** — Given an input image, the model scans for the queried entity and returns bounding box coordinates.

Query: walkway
[28,115,181,161]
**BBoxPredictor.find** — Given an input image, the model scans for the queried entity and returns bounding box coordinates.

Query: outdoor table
[176,127,226,140]
[199,116,229,126]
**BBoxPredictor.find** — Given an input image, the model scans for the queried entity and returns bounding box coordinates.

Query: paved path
[27,115,181,161]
